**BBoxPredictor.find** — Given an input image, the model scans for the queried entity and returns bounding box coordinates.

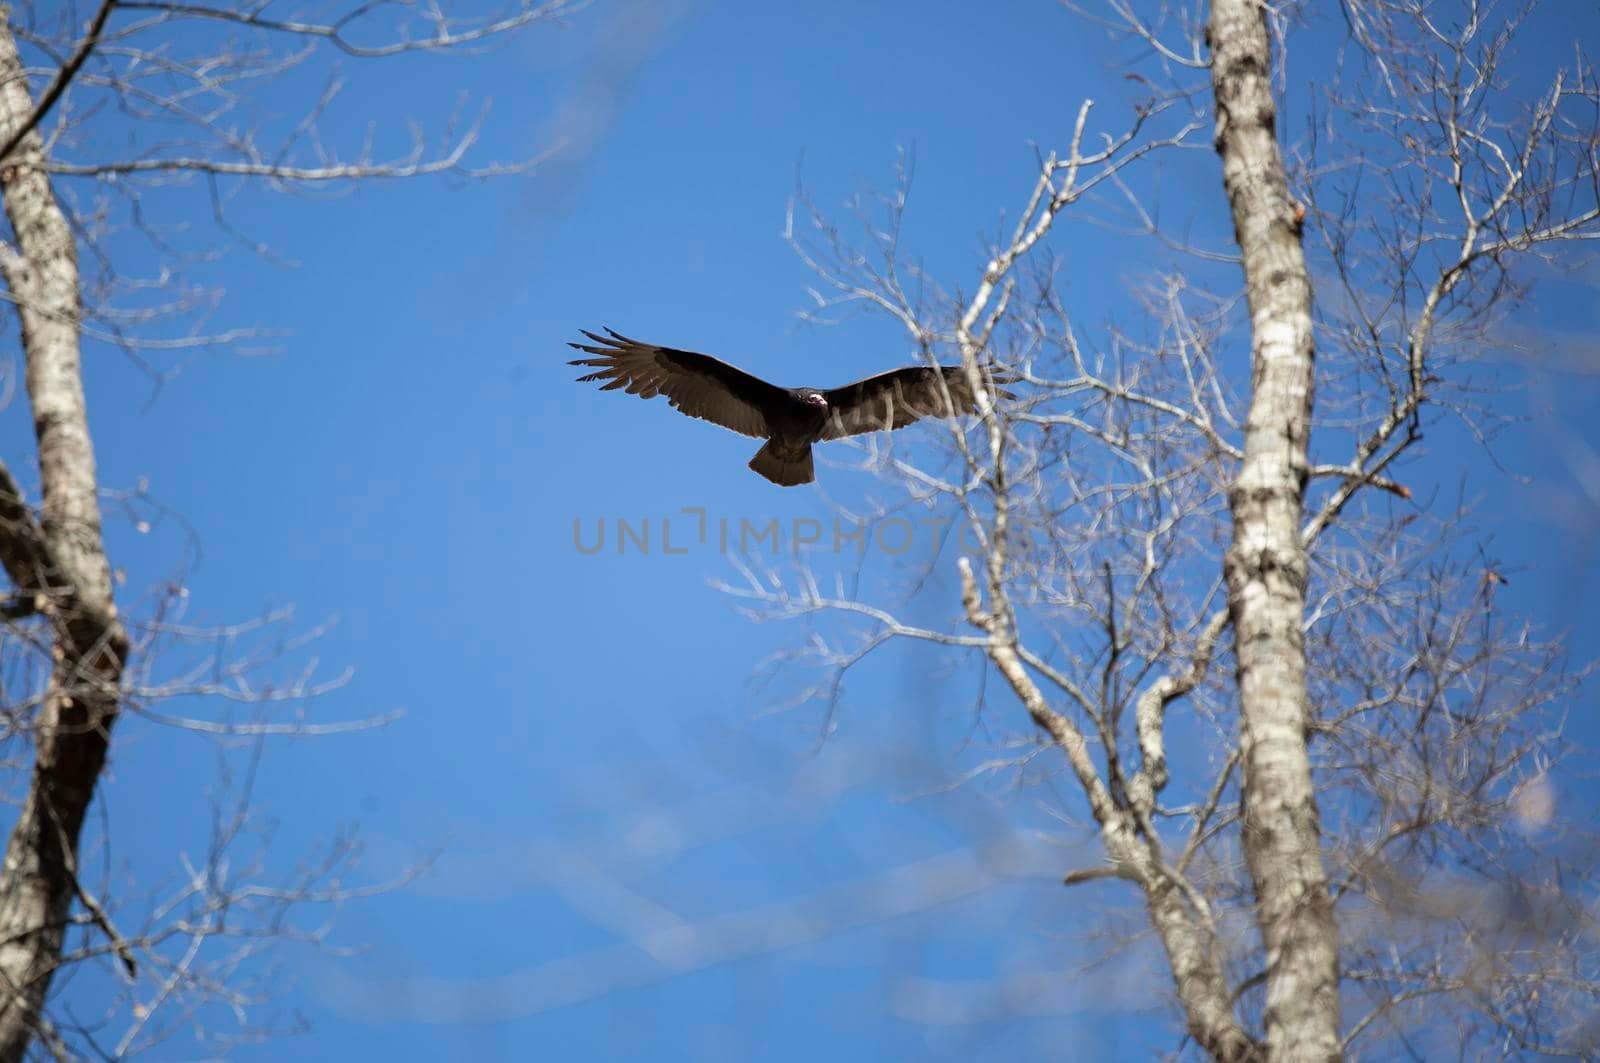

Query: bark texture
[1206,0,1340,1058]
[0,8,126,1058]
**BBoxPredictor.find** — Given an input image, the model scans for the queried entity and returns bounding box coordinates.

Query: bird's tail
[749,441,814,487]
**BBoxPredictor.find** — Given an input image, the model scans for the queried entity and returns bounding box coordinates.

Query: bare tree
[0,1,582,1058]
[731,0,1599,1058]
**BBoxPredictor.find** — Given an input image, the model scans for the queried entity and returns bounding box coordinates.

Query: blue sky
[8,0,1598,1059]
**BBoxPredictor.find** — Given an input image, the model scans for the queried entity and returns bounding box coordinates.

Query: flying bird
[568,328,1013,486]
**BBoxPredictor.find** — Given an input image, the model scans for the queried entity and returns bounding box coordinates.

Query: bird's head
[800,390,828,409]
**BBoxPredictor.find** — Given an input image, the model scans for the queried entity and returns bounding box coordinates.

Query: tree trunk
[1206,0,1340,1058]
[0,8,126,1059]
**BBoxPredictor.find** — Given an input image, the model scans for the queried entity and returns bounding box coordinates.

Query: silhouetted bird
[569,328,1013,486]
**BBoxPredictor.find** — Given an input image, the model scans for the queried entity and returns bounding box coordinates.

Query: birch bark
[0,9,126,1058]
[1207,0,1341,1057]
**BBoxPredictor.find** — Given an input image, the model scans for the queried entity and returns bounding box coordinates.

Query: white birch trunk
[1207,0,1341,1057]
[0,9,126,1059]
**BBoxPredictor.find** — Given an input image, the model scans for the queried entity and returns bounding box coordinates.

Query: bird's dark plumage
[568,328,1013,486]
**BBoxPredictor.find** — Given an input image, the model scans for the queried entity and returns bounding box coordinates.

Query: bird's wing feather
[568,328,788,439]
[819,366,1014,440]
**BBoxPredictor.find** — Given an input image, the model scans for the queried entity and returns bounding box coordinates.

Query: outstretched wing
[820,366,1013,440]
[568,328,789,440]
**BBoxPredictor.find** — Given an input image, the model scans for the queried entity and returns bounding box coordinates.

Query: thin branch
[0,0,117,166]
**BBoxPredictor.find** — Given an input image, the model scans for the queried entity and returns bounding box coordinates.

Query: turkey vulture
[568,328,1013,486]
